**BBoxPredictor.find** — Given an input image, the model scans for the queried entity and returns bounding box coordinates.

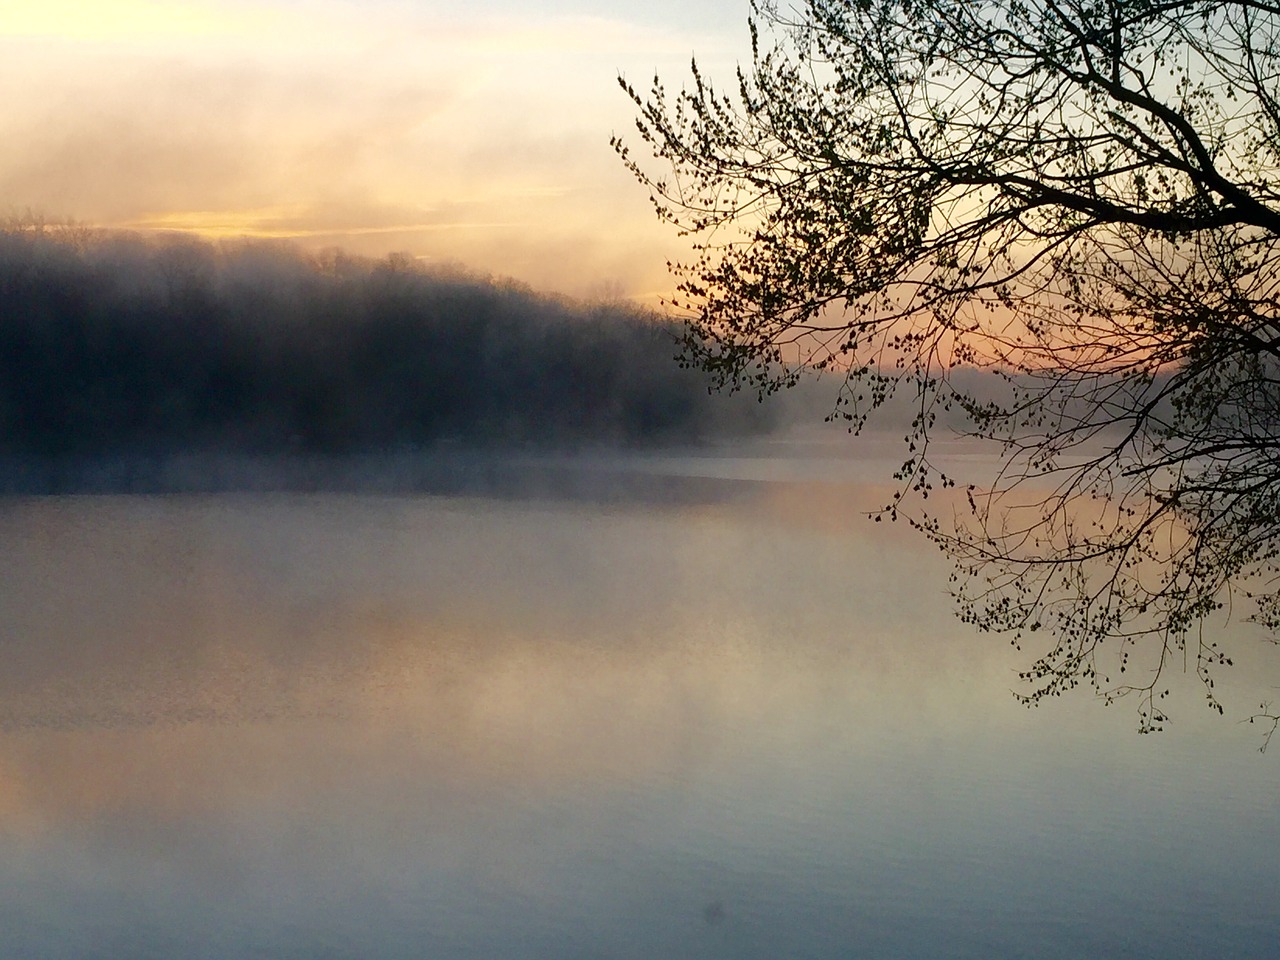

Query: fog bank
[0,223,774,474]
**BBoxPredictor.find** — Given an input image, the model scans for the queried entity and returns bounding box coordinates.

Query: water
[0,444,1277,959]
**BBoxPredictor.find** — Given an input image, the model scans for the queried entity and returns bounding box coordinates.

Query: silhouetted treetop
[617,0,1280,737]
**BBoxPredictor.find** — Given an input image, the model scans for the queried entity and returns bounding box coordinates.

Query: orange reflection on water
[0,484,997,830]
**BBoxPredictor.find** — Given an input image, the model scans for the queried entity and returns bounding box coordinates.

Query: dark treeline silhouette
[0,222,774,464]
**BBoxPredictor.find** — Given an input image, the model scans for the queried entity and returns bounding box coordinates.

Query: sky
[0,0,752,300]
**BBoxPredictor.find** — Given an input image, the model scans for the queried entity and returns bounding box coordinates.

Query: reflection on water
[1,449,1278,959]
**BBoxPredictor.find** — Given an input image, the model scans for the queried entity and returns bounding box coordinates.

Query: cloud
[0,0,746,296]
[0,0,287,42]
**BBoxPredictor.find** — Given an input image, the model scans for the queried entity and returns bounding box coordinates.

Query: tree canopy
[0,221,769,464]
[616,0,1280,735]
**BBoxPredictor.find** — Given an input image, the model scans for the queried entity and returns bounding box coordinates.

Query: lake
[1,440,1277,959]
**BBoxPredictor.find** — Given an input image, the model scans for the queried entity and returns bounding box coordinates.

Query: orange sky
[0,0,749,300]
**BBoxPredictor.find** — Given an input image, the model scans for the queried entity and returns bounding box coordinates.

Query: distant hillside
[0,223,775,459]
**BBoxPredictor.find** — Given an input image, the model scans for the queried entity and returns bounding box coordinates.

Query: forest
[0,223,772,468]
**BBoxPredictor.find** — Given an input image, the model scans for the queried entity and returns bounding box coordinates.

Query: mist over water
[0,224,775,469]
[0,445,1277,959]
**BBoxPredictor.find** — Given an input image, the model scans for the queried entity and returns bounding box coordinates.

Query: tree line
[0,222,771,459]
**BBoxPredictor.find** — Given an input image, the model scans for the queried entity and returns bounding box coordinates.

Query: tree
[615,0,1280,736]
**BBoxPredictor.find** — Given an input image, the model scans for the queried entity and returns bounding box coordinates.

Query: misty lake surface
[2,438,1278,959]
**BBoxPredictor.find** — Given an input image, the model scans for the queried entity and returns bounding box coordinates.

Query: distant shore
[0,446,774,506]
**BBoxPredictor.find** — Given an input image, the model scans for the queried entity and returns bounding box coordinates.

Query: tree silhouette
[0,220,771,461]
[616,0,1280,733]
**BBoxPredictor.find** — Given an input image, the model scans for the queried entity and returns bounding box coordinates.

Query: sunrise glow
[0,0,746,300]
